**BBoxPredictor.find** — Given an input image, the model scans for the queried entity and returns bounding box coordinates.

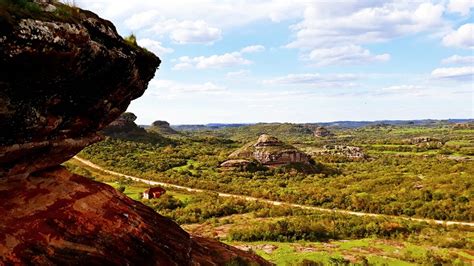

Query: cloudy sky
[75,0,473,124]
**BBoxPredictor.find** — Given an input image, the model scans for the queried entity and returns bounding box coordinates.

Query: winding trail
[72,156,474,227]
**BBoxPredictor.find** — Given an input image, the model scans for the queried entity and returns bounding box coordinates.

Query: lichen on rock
[0,0,159,177]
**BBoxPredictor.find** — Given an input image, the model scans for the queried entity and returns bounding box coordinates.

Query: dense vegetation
[66,122,474,266]
[80,123,474,222]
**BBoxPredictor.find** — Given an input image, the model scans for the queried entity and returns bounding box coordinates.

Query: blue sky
[75,0,473,125]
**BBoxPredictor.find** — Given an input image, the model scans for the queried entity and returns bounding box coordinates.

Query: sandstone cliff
[0,1,269,264]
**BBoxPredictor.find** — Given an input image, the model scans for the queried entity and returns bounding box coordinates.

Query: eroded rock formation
[102,112,147,136]
[312,145,367,160]
[149,120,179,135]
[224,134,313,168]
[0,1,269,264]
[313,126,334,137]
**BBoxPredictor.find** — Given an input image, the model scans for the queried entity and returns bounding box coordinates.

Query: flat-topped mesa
[227,134,313,167]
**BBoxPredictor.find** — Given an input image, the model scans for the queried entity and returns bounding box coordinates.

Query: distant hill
[171,119,473,131]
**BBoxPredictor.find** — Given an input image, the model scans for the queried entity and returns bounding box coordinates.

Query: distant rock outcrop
[223,134,313,168]
[149,120,180,135]
[452,122,474,130]
[313,126,334,137]
[312,145,367,160]
[102,113,174,145]
[0,1,268,264]
[409,137,444,148]
[102,112,146,136]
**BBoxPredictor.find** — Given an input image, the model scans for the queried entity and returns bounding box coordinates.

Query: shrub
[124,34,138,47]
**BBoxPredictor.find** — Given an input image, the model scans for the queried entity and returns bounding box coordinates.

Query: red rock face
[0,2,269,265]
[0,167,269,265]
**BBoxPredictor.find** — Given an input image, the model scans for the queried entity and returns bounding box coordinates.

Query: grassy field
[223,239,457,265]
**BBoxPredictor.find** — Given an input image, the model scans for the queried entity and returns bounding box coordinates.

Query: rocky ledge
[0,0,159,177]
[0,167,268,265]
[0,1,269,264]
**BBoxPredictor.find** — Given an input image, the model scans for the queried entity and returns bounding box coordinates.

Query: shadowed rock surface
[0,1,269,265]
[0,0,159,177]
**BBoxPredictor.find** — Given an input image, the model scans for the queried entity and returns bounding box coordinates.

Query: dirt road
[72,156,474,227]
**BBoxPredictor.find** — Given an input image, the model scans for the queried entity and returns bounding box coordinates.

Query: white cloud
[307,45,390,66]
[124,10,159,30]
[431,66,474,81]
[263,73,358,87]
[441,55,474,65]
[149,19,222,44]
[442,23,474,49]
[146,79,227,97]
[286,2,445,66]
[240,45,265,53]
[76,0,308,29]
[77,0,452,66]
[173,45,265,70]
[173,53,251,70]
[288,2,446,49]
[226,70,250,78]
[373,85,432,97]
[447,0,474,16]
[137,39,173,56]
